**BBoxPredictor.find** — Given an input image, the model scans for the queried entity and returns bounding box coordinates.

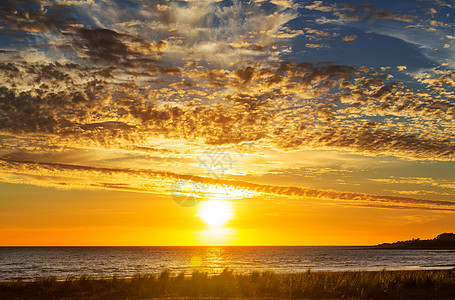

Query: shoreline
[3,263,455,282]
[2,267,455,282]
[3,265,455,282]
[1,269,455,299]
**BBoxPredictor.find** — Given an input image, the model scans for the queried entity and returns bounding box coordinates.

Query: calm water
[0,246,454,280]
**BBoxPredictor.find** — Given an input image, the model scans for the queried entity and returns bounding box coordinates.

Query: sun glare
[197,200,234,227]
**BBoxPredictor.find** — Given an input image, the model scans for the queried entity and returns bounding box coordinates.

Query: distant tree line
[376,233,455,249]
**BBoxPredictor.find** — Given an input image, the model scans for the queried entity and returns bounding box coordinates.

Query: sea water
[0,246,454,280]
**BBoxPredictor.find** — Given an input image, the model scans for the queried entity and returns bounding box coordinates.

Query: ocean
[1,246,454,280]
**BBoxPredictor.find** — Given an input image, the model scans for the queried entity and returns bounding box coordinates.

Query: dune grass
[1,269,455,299]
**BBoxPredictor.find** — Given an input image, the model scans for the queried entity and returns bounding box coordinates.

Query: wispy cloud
[305,1,416,23]
[1,158,454,211]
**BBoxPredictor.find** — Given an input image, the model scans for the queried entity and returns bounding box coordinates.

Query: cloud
[305,1,415,23]
[0,0,77,33]
[371,177,455,192]
[0,60,454,161]
[74,27,166,65]
[76,28,128,63]
[0,0,454,204]
[434,0,453,8]
[342,35,357,42]
[305,43,323,48]
[55,0,95,5]
[0,0,299,69]
[315,17,346,25]
[1,158,454,212]
[369,11,415,23]
[305,1,336,13]
[270,0,297,9]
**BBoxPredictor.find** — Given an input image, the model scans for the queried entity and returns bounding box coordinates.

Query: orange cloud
[342,35,357,42]
[1,159,454,212]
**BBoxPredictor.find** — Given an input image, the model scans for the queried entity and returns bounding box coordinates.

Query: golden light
[203,184,255,200]
[197,200,234,227]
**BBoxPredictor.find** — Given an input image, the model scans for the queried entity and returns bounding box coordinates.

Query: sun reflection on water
[190,247,228,272]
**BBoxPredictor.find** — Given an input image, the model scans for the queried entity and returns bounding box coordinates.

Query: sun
[197,200,234,227]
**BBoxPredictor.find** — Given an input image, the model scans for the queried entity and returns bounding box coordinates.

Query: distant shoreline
[373,233,455,250]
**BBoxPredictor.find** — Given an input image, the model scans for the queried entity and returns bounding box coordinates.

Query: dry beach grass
[1,269,455,299]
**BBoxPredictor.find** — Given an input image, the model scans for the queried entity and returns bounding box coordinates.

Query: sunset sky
[0,0,454,246]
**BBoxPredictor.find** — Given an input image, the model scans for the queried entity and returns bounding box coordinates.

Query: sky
[0,0,454,246]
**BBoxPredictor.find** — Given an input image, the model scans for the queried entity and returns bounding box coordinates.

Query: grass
[1,269,455,299]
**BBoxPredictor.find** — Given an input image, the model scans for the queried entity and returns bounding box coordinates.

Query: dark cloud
[234,67,256,85]
[74,28,167,65]
[76,28,128,63]
[0,63,19,73]
[0,0,76,33]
